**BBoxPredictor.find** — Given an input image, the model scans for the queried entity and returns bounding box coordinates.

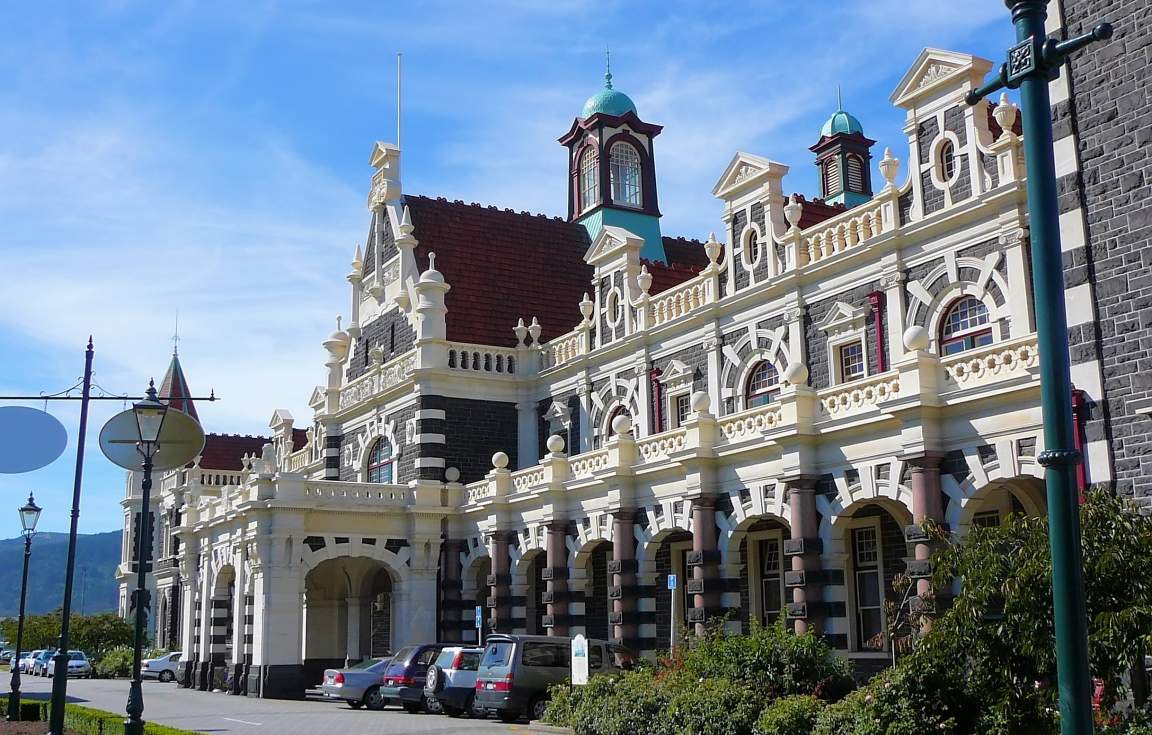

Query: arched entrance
[575,541,612,640]
[302,556,399,686]
[518,550,547,635]
[464,556,492,644]
[956,476,1046,536]
[644,529,693,648]
[209,565,236,690]
[724,516,790,632]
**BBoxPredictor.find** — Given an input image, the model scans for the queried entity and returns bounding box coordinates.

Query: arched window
[846,155,865,192]
[939,140,957,182]
[742,228,760,267]
[823,156,840,197]
[746,361,780,408]
[940,296,992,355]
[609,143,642,207]
[579,147,599,212]
[366,438,394,483]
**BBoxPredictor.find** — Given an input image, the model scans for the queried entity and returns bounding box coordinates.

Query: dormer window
[579,147,599,212]
[609,143,642,207]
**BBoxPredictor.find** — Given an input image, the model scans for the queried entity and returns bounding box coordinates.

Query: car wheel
[347,700,363,710]
[530,696,549,722]
[364,686,387,711]
[424,696,442,715]
[498,710,520,724]
[159,670,174,683]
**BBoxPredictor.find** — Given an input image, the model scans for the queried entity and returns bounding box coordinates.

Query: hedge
[0,695,199,735]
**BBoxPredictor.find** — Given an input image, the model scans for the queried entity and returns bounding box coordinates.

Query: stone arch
[462,552,493,644]
[907,269,1011,349]
[636,499,693,567]
[514,547,548,635]
[952,475,1046,538]
[571,538,613,640]
[350,417,400,483]
[298,534,410,583]
[720,326,791,412]
[208,564,237,669]
[589,377,641,447]
[723,512,790,632]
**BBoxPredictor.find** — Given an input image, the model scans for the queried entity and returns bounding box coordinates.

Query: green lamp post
[965,2,1112,733]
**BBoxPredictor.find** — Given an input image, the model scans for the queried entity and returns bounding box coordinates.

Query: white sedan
[140,652,183,682]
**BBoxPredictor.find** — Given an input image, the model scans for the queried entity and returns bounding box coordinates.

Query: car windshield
[480,641,515,670]
[69,652,86,661]
[434,649,457,668]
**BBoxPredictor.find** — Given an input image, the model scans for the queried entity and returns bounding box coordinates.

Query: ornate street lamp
[966,2,1112,733]
[7,493,42,722]
[99,380,204,735]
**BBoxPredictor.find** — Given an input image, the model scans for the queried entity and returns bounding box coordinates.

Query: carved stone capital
[879,270,906,289]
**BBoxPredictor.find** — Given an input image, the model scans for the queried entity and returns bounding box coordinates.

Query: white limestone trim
[414,457,446,469]
[415,409,446,421]
[415,433,447,444]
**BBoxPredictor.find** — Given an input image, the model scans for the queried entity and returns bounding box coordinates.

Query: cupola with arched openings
[559,63,666,262]
[810,92,876,209]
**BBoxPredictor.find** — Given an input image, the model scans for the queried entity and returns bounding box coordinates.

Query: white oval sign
[0,406,69,474]
[99,407,206,471]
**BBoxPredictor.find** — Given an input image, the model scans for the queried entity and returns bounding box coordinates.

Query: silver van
[473,634,634,723]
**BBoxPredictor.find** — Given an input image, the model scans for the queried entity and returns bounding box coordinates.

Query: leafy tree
[1,611,138,659]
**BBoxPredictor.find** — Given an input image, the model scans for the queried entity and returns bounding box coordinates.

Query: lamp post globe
[132,381,169,458]
[7,493,40,722]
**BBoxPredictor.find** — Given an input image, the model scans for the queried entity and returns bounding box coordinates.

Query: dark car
[473,635,633,723]
[379,644,449,713]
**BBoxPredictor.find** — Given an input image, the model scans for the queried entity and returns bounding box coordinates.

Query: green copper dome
[821,108,864,137]
[581,70,637,118]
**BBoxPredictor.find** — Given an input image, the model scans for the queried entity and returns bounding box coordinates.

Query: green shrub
[0,695,197,735]
[95,645,134,678]
[569,671,673,735]
[659,676,762,735]
[754,694,825,735]
[542,680,583,728]
[679,620,854,701]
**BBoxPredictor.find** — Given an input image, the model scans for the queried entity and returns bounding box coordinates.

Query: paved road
[18,677,526,735]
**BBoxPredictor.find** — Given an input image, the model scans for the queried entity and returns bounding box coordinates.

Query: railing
[285,448,313,472]
[447,343,520,375]
[512,466,546,492]
[818,372,901,418]
[636,428,688,463]
[941,335,1039,390]
[302,480,411,506]
[339,349,416,410]
[466,481,495,504]
[802,197,889,266]
[569,448,610,479]
[647,276,714,328]
[542,329,585,370]
[717,403,784,443]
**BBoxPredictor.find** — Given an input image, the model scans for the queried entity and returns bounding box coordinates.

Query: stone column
[487,530,514,633]
[196,562,214,690]
[178,566,199,688]
[345,597,362,664]
[439,540,465,642]
[543,521,570,636]
[784,478,823,635]
[229,555,247,694]
[688,497,720,636]
[609,511,638,647]
[906,454,945,620]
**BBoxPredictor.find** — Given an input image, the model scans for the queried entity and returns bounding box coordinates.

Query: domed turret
[581,70,637,118]
[821,108,865,137]
[810,89,876,209]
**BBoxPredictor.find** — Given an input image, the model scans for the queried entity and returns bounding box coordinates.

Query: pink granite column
[689,497,719,636]
[609,510,638,646]
[785,478,823,635]
[487,530,514,633]
[543,521,570,636]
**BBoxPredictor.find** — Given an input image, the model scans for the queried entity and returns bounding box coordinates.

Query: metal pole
[964,5,1112,731]
[124,455,153,735]
[48,338,94,735]
[7,535,33,722]
[1011,4,1093,732]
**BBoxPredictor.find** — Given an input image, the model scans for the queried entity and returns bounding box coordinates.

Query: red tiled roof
[198,434,268,471]
[645,236,710,294]
[407,195,594,347]
[987,101,1023,139]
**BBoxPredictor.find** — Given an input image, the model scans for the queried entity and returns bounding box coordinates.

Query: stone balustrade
[301,480,411,506]
[339,349,416,411]
[940,335,1040,391]
[818,372,902,419]
[541,329,586,370]
[801,195,892,266]
[446,342,521,375]
[647,276,714,328]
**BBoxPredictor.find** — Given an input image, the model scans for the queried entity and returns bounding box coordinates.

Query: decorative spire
[836,84,843,111]
[605,45,613,89]
[172,309,180,356]
[157,349,199,421]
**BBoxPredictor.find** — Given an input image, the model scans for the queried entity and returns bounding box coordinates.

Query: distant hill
[0,531,121,617]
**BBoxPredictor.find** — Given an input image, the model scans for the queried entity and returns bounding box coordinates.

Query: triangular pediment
[544,400,571,426]
[369,141,400,170]
[712,152,789,199]
[817,301,865,334]
[584,225,643,266]
[269,409,294,429]
[660,359,693,382]
[308,387,326,409]
[890,48,993,108]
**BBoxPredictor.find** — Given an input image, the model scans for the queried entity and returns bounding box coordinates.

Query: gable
[712,152,789,200]
[890,48,993,109]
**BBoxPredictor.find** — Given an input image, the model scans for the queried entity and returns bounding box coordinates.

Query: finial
[428,252,437,270]
[336,315,342,331]
[605,45,613,89]
[172,309,180,356]
[836,84,843,111]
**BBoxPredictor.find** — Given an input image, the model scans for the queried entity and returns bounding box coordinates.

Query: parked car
[0,649,12,664]
[320,656,392,710]
[140,651,183,682]
[474,635,634,723]
[19,650,43,674]
[379,644,450,713]
[54,651,92,678]
[424,646,483,717]
[32,650,57,676]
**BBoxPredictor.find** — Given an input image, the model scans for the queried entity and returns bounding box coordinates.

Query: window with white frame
[940,296,993,356]
[852,525,885,651]
[673,393,692,428]
[742,227,761,269]
[609,143,642,207]
[938,139,957,182]
[973,510,1000,529]
[745,361,780,408]
[579,147,599,211]
[838,340,865,382]
[758,538,784,625]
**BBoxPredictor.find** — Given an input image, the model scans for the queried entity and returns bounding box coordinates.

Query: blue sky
[0,0,1019,538]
